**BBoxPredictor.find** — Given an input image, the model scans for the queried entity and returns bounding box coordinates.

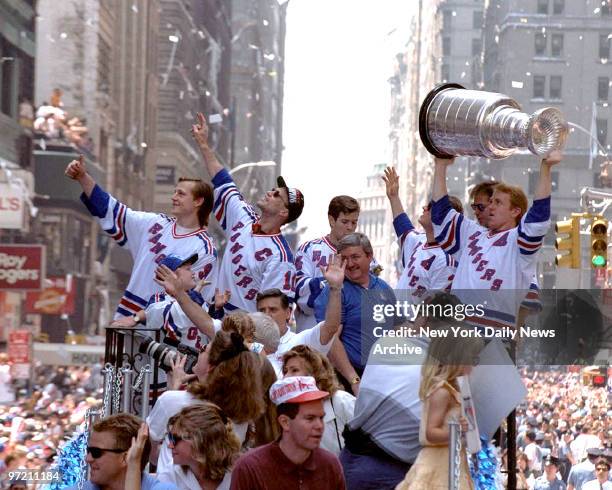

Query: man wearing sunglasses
[68,413,177,490]
[582,459,612,490]
[431,150,562,333]
[192,113,304,314]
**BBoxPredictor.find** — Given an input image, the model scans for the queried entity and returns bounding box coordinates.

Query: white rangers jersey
[212,169,296,313]
[393,213,456,297]
[294,236,336,331]
[145,291,221,352]
[432,195,550,330]
[80,185,217,319]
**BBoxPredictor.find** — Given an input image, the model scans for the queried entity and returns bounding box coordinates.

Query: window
[472,38,482,57]
[443,37,451,56]
[537,0,548,14]
[597,119,608,146]
[599,34,611,60]
[552,0,564,14]
[533,76,546,98]
[535,33,547,56]
[598,77,610,101]
[551,34,563,57]
[443,10,452,30]
[550,75,562,99]
[473,10,483,29]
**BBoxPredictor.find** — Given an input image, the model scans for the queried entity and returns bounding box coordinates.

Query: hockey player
[382,166,461,299]
[65,155,217,320]
[191,113,303,313]
[430,150,562,331]
[294,195,360,331]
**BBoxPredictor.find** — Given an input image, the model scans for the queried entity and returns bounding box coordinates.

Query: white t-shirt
[267,321,332,376]
[147,390,247,490]
[158,469,232,490]
[321,390,356,455]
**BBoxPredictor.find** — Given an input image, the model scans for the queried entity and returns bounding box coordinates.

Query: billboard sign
[0,244,45,290]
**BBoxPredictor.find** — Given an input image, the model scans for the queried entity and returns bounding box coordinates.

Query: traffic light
[555,217,580,269]
[590,216,608,269]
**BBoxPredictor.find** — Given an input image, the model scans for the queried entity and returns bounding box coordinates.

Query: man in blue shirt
[315,232,396,394]
[66,413,177,490]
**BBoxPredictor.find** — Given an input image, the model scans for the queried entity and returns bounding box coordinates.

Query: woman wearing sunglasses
[147,331,264,490]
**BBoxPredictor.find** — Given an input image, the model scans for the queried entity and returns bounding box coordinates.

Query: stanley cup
[419,83,568,159]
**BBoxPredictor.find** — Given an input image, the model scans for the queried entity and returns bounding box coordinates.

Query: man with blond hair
[430,150,562,331]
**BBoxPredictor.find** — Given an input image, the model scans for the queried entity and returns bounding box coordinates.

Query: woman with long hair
[147,331,264,490]
[395,334,483,490]
[250,355,279,447]
[281,344,355,454]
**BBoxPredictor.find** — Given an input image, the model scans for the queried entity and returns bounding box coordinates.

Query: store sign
[0,244,45,290]
[8,330,31,363]
[0,183,25,229]
[25,275,75,315]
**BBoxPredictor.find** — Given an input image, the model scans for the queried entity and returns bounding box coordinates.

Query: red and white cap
[269,376,329,406]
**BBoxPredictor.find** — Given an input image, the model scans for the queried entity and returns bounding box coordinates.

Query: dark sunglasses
[87,446,127,459]
[596,467,609,472]
[167,432,186,446]
[471,203,487,212]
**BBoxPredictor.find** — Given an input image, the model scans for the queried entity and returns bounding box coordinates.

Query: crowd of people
[1,111,609,489]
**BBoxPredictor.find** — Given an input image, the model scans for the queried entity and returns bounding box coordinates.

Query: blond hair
[221,311,256,343]
[419,323,483,400]
[282,344,341,396]
[168,402,240,482]
[493,183,528,223]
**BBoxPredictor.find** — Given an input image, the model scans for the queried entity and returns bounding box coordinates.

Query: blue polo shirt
[314,273,396,373]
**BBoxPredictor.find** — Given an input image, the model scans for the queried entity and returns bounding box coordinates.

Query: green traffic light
[592,255,606,267]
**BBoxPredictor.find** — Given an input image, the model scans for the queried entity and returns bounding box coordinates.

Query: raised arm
[382,166,405,219]
[64,154,96,198]
[154,265,217,339]
[192,112,224,179]
[534,150,562,200]
[318,254,345,345]
[432,156,455,201]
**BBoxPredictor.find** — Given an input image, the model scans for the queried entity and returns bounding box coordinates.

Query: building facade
[483,0,612,287]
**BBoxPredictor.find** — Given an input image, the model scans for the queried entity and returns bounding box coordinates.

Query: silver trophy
[419,83,568,159]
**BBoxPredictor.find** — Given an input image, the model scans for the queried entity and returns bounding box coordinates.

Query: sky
[281,1,415,239]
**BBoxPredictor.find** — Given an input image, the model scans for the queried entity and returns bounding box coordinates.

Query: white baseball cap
[269,376,329,406]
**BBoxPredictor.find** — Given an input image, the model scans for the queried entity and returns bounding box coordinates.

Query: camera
[138,337,199,374]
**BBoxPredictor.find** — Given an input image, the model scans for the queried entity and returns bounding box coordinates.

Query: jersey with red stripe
[80,185,218,319]
[145,292,221,351]
[211,169,296,313]
[294,236,336,331]
[432,195,550,329]
[393,213,456,297]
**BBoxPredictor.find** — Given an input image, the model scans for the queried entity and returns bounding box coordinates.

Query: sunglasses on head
[87,446,127,459]
[471,203,487,212]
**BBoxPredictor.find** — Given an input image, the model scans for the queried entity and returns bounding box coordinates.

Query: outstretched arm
[192,112,224,179]
[64,155,96,198]
[432,156,455,201]
[534,150,562,200]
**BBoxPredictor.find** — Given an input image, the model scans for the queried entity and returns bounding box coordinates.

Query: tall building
[0,0,37,341]
[230,0,287,169]
[483,0,612,287]
[387,0,441,281]
[154,0,232,214]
